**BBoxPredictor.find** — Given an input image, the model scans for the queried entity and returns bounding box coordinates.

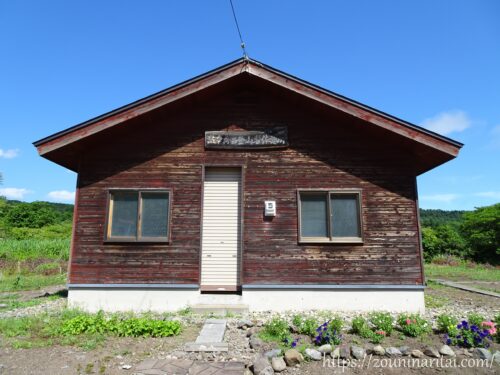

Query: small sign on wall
[205,126,288,149]
[265,201,276,216]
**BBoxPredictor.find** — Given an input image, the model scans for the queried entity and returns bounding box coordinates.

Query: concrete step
[184,342,229,352]
[190,304,249,314]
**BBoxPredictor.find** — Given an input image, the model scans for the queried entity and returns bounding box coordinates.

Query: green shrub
[292,315,319,337]
[461,203,500,264]
[351,316,371,337]
[313,320,342,346]
[397,314,431,337]
[60,312,107,335]
[436,314,459,336]
[467,313,486,327]
[261,316,290,342]
[494,314,500,324]
[60,311,182,337]
[329,316,344,332]
[351,315,387,343]
[369,312,394,335]
[5,202,58,228]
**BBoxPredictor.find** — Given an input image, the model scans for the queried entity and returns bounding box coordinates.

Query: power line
[229,0,248,59]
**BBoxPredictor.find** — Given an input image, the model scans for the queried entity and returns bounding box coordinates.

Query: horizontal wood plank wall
[71,79,423,285]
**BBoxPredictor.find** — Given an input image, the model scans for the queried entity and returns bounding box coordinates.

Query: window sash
[107,190,170,242]
[298,190,362,243]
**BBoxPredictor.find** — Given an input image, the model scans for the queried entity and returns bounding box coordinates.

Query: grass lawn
[0,273,67,292]
[0,309,183,350]
[425,263,500,282]
[0,293,62,312]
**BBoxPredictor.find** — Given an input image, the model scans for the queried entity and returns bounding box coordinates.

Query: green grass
[0,293,62,311]
[0,309,182,350]
[0,273,67,292]
[0,238,70,261]
[424,294,449,308]
[425,263,500,282]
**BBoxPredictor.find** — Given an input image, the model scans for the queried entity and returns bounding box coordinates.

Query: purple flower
[446,338,452,345]
[291,341,297,348]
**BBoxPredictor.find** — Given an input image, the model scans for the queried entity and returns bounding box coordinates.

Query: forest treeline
[420,204,499,264]
[0,198,498,264]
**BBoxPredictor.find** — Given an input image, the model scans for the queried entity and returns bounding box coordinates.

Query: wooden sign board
[205,127,288,149]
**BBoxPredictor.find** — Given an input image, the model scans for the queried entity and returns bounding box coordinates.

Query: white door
[201,168,241,291]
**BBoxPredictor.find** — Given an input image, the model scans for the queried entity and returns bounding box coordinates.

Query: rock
[424,347,440,358]
[351,346,365,360]
[271,357,287,372]
[474,348,492,361]
[238,319,254,329]
[492,351,500,365]
[455,348,472,357]
[265,349,282,359]
[244,369,253,375]
[247,327,259,337]
[252,355,274,375]
[411,350,424,358]
[305,348,322,361]
[250,336,264,350]
[372,345,385,356]
[318,344,332,354]
[121,365,132,370]
[399,346,410,356]
[439,345,455,357]
[331,347,340,359]
[0,304,7,308]
[385,347,402,357]
[170,351,186,358]
[339,346,350,359]
[284,349,303,366]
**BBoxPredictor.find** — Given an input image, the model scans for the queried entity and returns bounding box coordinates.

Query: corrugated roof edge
[33,57,463,149]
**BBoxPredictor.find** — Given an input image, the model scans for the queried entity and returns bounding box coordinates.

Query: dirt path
[0,284,66,302]
[0,325,201,375]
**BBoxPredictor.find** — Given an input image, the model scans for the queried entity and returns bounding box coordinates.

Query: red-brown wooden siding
[70,79,424,285]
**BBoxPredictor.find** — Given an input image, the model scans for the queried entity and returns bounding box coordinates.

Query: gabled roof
[34,57,462,165]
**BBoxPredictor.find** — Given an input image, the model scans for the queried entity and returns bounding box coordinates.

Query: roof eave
[33,57,463,158]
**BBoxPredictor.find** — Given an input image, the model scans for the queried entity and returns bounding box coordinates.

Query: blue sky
[0,1,498,210]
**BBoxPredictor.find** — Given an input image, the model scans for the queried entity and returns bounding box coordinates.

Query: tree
[5,202,57,228]
[461,203,500,264]
[421,227,440,262]
[421,224,469,262]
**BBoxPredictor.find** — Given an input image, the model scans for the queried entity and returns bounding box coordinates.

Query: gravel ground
[0,284,498,374]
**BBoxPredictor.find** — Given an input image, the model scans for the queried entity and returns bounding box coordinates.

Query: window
[106,190,171,242]
[298,190,362,243]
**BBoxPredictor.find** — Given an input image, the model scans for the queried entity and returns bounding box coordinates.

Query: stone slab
[184,342,229,352]
[190,304,249,314]
[429,279,500,298]
[134,359,244,375]
[195,319,226,343]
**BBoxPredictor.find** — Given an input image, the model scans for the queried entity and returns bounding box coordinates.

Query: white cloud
[47,190,75,202]
[474,191,500,199]
[421,110,471,135]
[0,148,19,159]
[420,194,460,203]
[0,188,33,199]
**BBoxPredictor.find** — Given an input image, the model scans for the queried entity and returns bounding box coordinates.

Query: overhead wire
[229,0,248,59]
